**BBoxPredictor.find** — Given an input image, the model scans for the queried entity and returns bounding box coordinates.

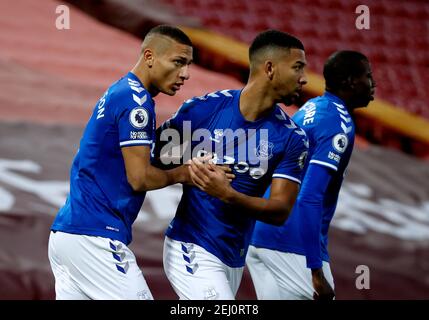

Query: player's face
[274,48,307,105]
[350,60,376,109]
[152,41,193,96]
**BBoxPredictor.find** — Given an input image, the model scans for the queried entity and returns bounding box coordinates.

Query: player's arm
[226,176,299,225]
[296,163,335,300]
[122,145,189,192]
[299,109,351,300]
[117,93,193,191]
[188,159,298,225]
[153,98,202,169]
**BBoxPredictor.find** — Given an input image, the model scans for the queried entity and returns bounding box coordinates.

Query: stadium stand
[65,0,429,158]
[0,0,428,300]
[164,0,429,118]
[160,0,429,158]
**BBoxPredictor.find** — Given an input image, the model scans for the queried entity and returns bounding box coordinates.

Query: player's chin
[364,94,375,104]
[282,95,297,106]
[169,85,183,96]
[355,97,373,108]
[164,88,177,96]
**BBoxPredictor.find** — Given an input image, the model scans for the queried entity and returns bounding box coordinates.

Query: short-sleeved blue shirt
[52,72,156,245]
[160,89,308,267]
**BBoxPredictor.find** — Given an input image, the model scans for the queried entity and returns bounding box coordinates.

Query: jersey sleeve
[309,114,353,171]
[272,127,309,184]
[297,163,333,269]
[114,91,155,148]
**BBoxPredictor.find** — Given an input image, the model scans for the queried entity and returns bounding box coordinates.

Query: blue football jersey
[51,72,156,245]
[159,90,308,267]
[251,92,355,267]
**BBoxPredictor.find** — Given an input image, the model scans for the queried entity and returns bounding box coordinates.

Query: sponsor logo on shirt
[328,151,341,163]
[130,131,148,140]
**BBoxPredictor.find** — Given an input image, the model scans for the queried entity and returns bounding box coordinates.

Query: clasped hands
[185,155,235,201]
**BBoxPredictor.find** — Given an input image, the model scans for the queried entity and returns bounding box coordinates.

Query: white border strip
[120,140,153,147]
[272,174,301,184]
[310,160,338,171]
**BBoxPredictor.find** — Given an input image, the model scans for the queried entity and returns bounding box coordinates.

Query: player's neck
[130,62,159,97]
[240,82,276,121]
[327,89,355,112]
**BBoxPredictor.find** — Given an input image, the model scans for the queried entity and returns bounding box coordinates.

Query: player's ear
[265,60,274,80]
[143,48,154,68]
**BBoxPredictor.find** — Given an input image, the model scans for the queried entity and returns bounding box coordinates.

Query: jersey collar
[234,89,277,127]
[323,91,347,108]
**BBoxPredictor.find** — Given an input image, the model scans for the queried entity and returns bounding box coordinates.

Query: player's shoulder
[295,95,352,132]
[185,89,237,107]
[318,94,352,122]
[294,96,329,123]
[319,94,354,138]
[177,89,238,114]
[108,75,153,109]
[271,105,308,145]
[272,106,306,134]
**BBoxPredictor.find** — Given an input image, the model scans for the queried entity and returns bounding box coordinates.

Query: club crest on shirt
[255,140,274,160]
[129,107,149,129]
[332,133,348,153]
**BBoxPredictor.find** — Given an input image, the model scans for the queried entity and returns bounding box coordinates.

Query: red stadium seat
[160,0,429,119]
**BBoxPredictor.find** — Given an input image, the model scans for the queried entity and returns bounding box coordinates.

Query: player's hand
[217,165,235,182]
[181,163,234,185]
[312,268,335,300]
[180,154,215,185]
[187,154,235,181]
[188,157,234,200]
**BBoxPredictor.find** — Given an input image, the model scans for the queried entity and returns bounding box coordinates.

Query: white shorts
[48,231,153,300]
[163,236,244,300]
[246,245,334,300]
